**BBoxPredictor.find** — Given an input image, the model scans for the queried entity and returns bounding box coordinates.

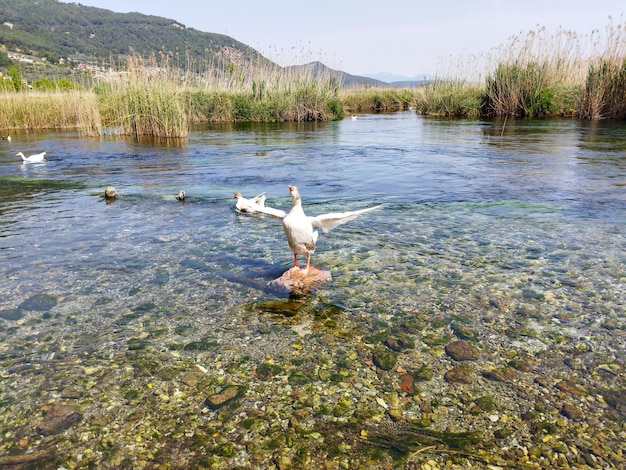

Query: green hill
[0,0,387,87]
[0,0,272,72]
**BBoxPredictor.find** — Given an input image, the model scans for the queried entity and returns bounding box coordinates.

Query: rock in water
[268,266,332,296]
[104,186,117,199]
[37,403,82,436]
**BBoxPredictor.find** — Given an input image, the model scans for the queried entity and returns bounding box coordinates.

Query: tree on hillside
[0,51,13,68]
[8,66,24,91]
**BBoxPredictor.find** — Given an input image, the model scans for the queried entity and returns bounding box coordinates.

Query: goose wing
[255,205,287,219]
[309,204,383,233]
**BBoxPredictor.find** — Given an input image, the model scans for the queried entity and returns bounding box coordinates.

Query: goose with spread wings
[257,185,382,273]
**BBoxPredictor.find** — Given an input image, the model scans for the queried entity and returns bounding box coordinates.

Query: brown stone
[560,403,584,420]
[181,369,205,387]
[399,373,414,394]
[444,365,474,384]
[268,266,332,296]
[482,367,516,382]
[555,382,587,396]
[37,403,82,436]
[444,340,479,361]
[0,451,52,466]
[205,385,243,410]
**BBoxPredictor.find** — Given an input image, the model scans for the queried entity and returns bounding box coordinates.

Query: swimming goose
[278,185,382,273]
[17,151,46,163]
[232,191,269,213]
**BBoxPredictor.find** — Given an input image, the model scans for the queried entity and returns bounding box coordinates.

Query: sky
[61,0,625,79]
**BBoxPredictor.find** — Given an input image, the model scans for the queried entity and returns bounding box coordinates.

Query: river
[0,112,624,468]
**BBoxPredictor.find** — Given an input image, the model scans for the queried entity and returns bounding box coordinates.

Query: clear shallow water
[1,113,624,323]
[0,112,625,466]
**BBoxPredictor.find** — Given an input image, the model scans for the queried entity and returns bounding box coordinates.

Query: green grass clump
[340,88,417,113]
[415,79,484,117]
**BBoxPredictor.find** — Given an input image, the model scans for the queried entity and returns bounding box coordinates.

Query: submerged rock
[267,266,332,296]
[18,294,58,312]
[205,385,245,410]
[37,403,82,436]
[372,346,398,370]
[444,365,474,384]
[445,340,479,361]
[0,308,23,321]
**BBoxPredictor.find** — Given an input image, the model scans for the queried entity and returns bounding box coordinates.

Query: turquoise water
[0,112,624,466]
[1,113,624,327]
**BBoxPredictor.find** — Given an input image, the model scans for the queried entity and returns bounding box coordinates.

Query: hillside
[0,0,272,71]
[0,0,388,87]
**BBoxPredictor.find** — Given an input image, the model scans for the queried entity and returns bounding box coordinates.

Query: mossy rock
[451,323,479,341]
[255,362,283,380]
[287,372,310,385]
[128,338,151,350]
[475,395,496,412]
[412,364,434,382]
[205,385,245,410]
[183,336,219,351]
[372,346,398,370]
[383,335,415,352]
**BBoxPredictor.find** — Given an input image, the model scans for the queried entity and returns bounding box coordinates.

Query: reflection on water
[0,113,624,467]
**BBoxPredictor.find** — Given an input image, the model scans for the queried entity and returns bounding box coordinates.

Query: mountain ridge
[0,0,421,87]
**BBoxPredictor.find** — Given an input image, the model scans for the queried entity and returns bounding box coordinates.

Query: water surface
[0,112,624,467]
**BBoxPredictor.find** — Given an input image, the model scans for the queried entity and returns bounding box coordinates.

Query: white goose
[17,151,46,163]
[269,185,382,273]
[232,191,269,214]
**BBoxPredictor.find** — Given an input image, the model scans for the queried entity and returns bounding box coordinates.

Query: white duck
[17,151,46,163]
[232,191,269,214]
[271,185,382,273]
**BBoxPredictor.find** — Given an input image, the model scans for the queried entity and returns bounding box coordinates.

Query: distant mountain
[0,0,400,88]
[362,72,432,87]
[284,61,388,88]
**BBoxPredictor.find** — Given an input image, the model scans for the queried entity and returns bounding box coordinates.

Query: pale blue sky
[62,1,624,78]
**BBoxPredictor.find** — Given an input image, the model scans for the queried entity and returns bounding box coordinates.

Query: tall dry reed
[421,19,626,119]
[96,55,188,138]
[578,21,626,118]
[0,91,101,135]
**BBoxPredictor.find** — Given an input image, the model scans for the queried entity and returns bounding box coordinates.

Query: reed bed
[0,53,344,138]
[421,20,626,119]
[415,79,484,117]
[340,88,418,113]
[0,90,101,135]
[2,20,625,138]
[96,59,188,138]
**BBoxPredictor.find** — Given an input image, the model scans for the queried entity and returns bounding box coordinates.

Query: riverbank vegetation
[1,54,347,138]
[1,21,625,137]
[417,21,626,119]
